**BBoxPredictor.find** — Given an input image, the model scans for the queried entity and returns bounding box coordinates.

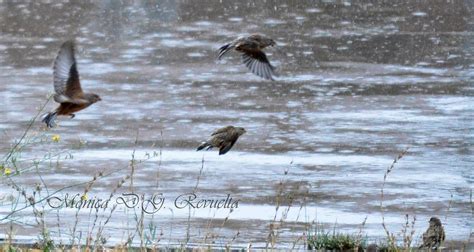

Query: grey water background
[0,0,472,248]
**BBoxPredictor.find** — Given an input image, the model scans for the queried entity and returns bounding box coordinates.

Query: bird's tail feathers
[196,141,212,151]
[42,112,58,128]
[218,43,233,60]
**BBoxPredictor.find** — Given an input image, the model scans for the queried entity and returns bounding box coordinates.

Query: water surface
[0,0,472,248]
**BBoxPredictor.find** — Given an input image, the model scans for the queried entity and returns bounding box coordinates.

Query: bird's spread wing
[241,50,275,80]
[53,41,83,99]
[219,135,238,155]
[211,126,233,136]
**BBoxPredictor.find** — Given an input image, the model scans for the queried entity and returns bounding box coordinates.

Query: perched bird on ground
[419,217,445,250]
[196,126,246,155]
[42,41,101,128]
[217,34,277,80]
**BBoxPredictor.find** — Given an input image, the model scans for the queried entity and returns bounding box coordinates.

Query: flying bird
[196,126,246,155]
[42,41,101,128]
[218,34,277,80]
[419,217,445,250]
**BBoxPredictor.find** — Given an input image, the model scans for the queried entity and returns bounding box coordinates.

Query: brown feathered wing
[53,41,88,104]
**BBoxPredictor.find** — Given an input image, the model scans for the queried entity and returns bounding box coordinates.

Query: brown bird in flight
[197,126,246,155]
[42,41,101,128]
[218,34,277,80]
[419,217,445,250]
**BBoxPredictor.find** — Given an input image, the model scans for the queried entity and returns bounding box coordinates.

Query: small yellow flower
[52,134,61,142]
[4,168,12,176]
[81,194,88,201]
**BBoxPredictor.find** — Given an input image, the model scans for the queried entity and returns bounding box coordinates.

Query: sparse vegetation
[0,103,471,251]
[307,223,364,251]
[0,109,472,251]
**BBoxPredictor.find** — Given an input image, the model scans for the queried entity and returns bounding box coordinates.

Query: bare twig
[380,148,409,248]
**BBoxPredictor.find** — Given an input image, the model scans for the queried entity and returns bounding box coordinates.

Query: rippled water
[0,0,473,248]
